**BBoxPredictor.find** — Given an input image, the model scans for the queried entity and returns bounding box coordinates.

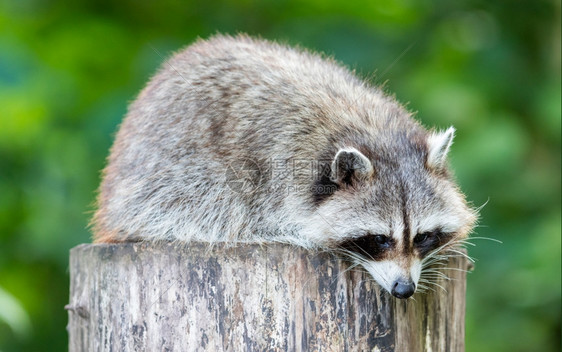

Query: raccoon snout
[391,279,416,299]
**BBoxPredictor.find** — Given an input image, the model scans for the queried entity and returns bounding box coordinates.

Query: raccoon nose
[391,280,416,299]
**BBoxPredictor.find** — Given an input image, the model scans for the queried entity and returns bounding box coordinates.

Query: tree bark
[67,242,469,351]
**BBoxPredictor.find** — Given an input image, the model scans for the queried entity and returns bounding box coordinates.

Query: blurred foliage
[0,0,559,351]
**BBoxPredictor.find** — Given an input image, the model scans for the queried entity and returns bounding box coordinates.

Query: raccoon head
[309,127,477,299]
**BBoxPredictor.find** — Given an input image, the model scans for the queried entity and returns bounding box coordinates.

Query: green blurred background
[0,0,559,351]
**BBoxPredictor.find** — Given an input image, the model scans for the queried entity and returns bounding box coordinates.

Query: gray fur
[92,34,477,297]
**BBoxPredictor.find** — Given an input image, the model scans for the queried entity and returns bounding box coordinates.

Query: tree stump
[67,242,469,351]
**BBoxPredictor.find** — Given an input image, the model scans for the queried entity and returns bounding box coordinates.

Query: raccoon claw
[391,280,416,299]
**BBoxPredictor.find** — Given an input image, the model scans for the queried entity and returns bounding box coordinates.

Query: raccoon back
[92,34,422,244]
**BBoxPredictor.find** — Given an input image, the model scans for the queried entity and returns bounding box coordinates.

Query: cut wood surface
[67,242,469,351]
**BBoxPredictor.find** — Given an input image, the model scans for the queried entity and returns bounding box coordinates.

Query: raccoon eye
[373,235,391,248]
[414,230,453,257]
[338,233,393,261]
[414,231,437,245]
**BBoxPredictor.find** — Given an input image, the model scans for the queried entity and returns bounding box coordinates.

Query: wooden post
[67,242,469,351]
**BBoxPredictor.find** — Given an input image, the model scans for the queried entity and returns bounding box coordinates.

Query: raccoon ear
[330,147,374,186]
[427,126,455,170]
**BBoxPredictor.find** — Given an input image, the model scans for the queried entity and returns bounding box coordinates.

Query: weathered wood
[67,242,468,351]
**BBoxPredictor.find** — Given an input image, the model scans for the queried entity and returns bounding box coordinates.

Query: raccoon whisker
[423,251,450,259]
[471,225,489,230]
[421,257,448,266]
[445,249,475,263]
[313,216,341,239]
[333,272,352,285]
[344,262,362,270]
[417,279,439,286]
[426,251,450,257]
[424,253,450,261]
[378,42,416,80]
[422,258,447,264]
[416,281,438,293]
[416,283,434,292]
[435,255,473,266]
[423,243,459,265]
[421,263,447,271]
[445,236,501,255]
[466,236,502,244]
[421,270,451,278]
[421,275,452,283]
[343,246,377,263]
[421,267,447,275]
[419,279,448,293]
[333,248,363,263]
[446,238,470,246]
[421,266,448,272]
[338,263,363,278]
[474,198,490,213]
[421,264,447,272]
[417,281,439,288]
[417,277,434,282]
[444,241,470,249]
[421,257,448,268]
[349,258,392,291]
[421,268,448,274]
[334,248,377,266]
[437,267,472,273]
[453,240,477,247]
[429,255,450,262]
[427,255,456,263]
[329,249,383,286]
[420,272,451,282]
[315,247,342,257]
[421,278,448,284]
[434,283,448,293]
[423,246,469,266]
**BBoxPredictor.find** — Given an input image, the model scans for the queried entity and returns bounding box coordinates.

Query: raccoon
[92,34,477,299]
